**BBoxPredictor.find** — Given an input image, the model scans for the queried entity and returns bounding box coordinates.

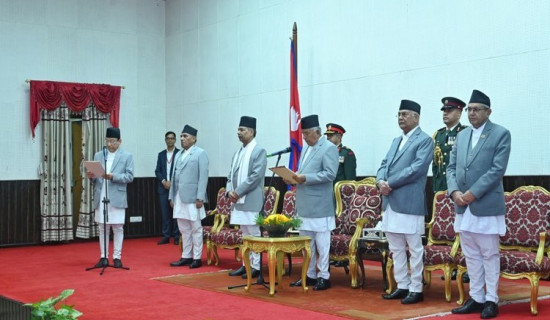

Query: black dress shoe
[382,288,409,300]
[451,298,485,314]
[481,301,499,319]
[313,278,331,291]
[174,238,180,245]
[401,292,423,304]
[170,258,193,267]
[94,258,108,268]
[113,258,123,268]
[189,260,202,269]
[242,268,260,279]
[157,237,170,245]
[290,276,317,287]
[228,266,246,276]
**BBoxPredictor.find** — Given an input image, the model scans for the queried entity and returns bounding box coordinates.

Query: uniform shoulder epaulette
[457,124,468,132]
[341,146,354,156]
[433,128,445,139]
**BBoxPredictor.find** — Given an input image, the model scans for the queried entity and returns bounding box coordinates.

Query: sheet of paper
[269,166,298,184]
[83,161,105,177]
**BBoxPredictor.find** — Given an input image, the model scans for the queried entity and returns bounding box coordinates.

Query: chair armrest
[349,218,370,255]
[206,208,218,216]
[450,233,461,258]
[536,231,548,265]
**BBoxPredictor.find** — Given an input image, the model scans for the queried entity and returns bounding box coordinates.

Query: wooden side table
[356,237,391,292]
[242,235,311,296]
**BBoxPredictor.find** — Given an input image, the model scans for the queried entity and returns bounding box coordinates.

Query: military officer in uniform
[325,123,357,269]
[325,123,357,184]
[432,96,469,283]
[432,97,467,192]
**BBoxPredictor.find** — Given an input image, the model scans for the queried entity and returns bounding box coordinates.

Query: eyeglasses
[396,112,414,118]
[105,139,119,145]
[465,107,488,113]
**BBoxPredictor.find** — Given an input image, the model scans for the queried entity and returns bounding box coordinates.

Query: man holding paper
[226,116,267,279]
[86,127,134,269]
[287,114,339,291]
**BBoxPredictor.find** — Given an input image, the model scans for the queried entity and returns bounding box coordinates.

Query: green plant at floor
[24,289,83,319]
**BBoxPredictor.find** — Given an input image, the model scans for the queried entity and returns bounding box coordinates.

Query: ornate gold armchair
[331,177,382,288]
[455,186,550,315]
[203,187,233,265]
[210,186,280,266]
[423,191,460,302]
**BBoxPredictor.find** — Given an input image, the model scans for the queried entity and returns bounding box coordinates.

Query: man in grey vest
[376,100,433,304]
[288,114,339,291]
[226,116,267,279]
[448,90,511,319]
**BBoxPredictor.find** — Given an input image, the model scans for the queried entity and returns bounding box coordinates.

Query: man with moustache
[448,90,511,319]
[376,100,433,304]
[226,116,267,279]
[288,114,339,291]
[169,125,209,269]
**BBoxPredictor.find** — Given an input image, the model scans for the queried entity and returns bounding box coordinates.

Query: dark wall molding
[1,176,549,247]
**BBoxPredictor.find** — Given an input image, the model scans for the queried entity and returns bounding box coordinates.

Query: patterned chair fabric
[210,186,280,266]
[330,177,382,288]
[422,191,460,302]
[204,187,233,265]
[280,190,296,218]
[455,186,550,315]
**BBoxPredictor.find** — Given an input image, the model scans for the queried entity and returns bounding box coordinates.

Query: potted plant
[24,289,82,319]
[256,213,302,237]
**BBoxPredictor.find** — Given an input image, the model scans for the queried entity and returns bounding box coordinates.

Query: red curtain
[30,80,121,137]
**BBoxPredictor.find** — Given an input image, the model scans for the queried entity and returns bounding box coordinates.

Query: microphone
[103,146,108,160]
[267,147,291,158]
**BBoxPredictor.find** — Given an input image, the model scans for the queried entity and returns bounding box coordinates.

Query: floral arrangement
[256,214,302,237]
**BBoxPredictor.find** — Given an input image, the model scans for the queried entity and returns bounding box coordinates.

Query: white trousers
[177,218,203,260]
[300,230,331,280]
[98,223,124,260]
[240,224,260,269]
[460,231,501,303]
[386,231,424,293]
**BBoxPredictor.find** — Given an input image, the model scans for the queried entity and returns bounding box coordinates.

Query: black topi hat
[441,97,466,111]
[182,124,197,136]
[301,115,320,130]
[239,116,256,129]
[469,89,491,107]
[106,127,120,139]
[399,100,421,114]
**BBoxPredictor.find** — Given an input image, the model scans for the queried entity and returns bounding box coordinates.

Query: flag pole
[293,22,297,82]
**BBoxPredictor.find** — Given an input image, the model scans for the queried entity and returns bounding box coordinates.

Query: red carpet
[1,238,549,319]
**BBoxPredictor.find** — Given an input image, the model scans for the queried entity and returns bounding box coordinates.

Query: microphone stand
[228,152,283,291]
[86,147,130,275]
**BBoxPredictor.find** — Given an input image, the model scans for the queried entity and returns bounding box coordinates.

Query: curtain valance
[30,80,121,137]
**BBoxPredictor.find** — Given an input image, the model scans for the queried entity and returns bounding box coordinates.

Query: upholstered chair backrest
[501,186,550,249]
[281,190,296,218]
[428,191,457,244]
[334,178,382,235]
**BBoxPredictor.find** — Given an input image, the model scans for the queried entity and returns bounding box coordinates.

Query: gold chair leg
[212,245,220,266]
[528,274,540,315]
[442,265,453,302]
[456,267,466,305]
[424,270,432,288]
[386,260,395,294]
[349,255,358,288]
[206,239,212,265]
